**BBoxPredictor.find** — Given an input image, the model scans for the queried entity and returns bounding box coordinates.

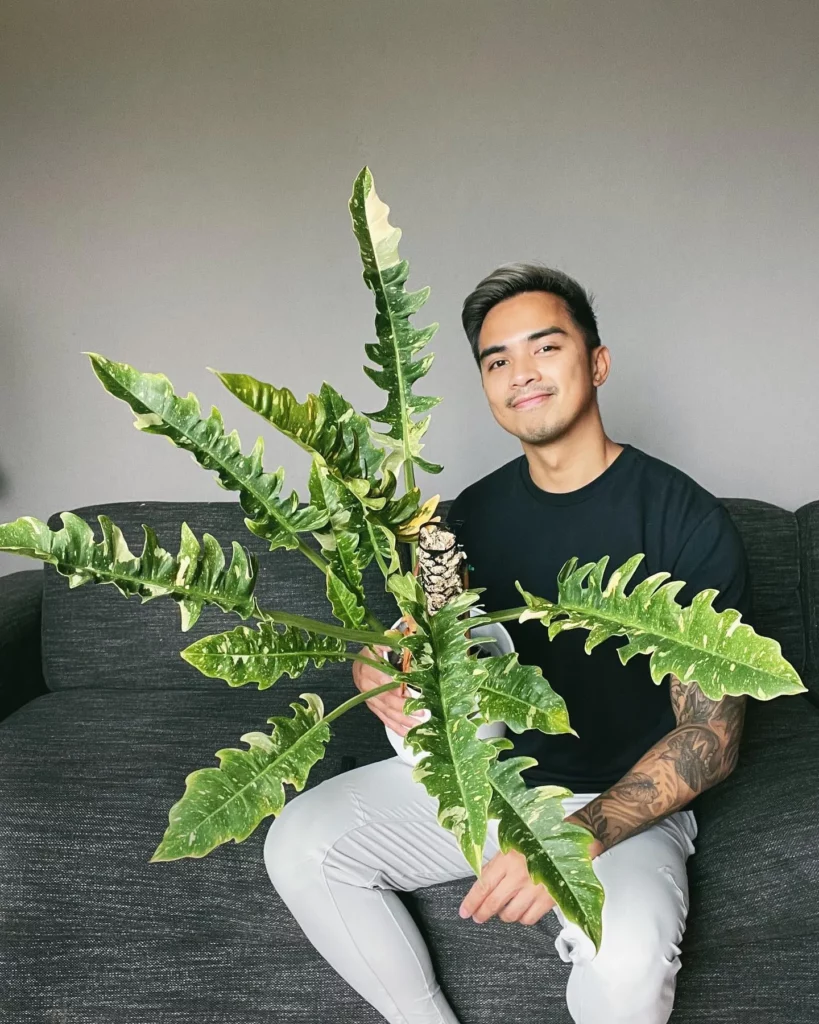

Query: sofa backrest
[42,501,401,693]
[796,500,819,703]
[41,496,813,699]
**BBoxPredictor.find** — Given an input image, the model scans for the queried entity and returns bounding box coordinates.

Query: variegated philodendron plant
[0,168,805,951]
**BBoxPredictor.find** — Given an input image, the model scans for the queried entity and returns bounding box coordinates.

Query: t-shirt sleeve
[670,505,754,625]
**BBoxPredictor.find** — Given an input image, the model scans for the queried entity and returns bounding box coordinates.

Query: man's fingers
[498,889,539,924]
[459,867,500,919]
[471,880,522,924]
[518,893,555,926]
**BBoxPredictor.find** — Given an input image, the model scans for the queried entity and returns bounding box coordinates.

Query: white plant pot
[384,606,514,767]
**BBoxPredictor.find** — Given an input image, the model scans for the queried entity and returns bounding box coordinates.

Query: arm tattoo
[567,674,746,851]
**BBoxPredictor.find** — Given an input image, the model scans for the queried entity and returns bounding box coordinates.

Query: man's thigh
[266,754,498,892]
[553,809,698,965]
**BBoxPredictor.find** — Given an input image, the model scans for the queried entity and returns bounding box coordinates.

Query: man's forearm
[565,679,745,851]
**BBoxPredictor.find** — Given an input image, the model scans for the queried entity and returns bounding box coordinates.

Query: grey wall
[1,0,817,577]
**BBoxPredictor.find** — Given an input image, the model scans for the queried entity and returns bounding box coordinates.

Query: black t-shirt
[446,442,754,793]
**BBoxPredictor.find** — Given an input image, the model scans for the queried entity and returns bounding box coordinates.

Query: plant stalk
[255,604,402,648]
[403,459,418,570]
[297,537,387,633]
[478,605,534,625]
[322,678,404,726]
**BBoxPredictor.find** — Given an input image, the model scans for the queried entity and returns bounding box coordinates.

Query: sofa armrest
[0,569,47,722]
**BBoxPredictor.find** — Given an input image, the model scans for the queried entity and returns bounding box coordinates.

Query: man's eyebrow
[478,325,567,364]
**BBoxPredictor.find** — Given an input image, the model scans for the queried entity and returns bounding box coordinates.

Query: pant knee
[263,790,329,890]
[578,935,680,1021]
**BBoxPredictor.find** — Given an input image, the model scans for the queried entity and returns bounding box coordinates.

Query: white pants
[263,755,698,1024]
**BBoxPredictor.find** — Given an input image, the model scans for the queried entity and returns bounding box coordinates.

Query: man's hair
[461,262,601,367]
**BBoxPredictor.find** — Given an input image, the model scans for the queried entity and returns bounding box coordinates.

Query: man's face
[476,291,605,445]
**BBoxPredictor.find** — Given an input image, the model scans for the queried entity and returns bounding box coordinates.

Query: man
[264,263,752,1024]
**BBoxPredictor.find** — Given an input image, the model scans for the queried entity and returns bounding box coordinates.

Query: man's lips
[511,393,552,410]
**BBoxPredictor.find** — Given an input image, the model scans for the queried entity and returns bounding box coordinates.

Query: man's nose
[509,357,542,388]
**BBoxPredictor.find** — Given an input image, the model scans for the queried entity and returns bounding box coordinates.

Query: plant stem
[364,609,388,633]
[255,605,402,648]
[296,536,387,633]
[322,678,404,726]
[478,605,533,625]
[403,459,418,570]
[297,538,330,573]
[348,653,402,676]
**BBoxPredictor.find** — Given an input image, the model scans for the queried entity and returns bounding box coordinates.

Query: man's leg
[264,754,499,1024]
[553,806,698,1024]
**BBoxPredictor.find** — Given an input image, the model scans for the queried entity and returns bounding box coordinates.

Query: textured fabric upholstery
[0,569,46,722]
[1,495,816,1023]
[41,502,402,693]
[796,500,819,703]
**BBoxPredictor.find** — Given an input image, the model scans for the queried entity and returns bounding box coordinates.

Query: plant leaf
[515,553,806,701]
[349,167,442,477]
[150,694,331,861]
[477,652,577,737]
[308,458,371,595]
[181,622,348,688]
[213,373,386,490]
[397,589,498,874]
[86,354,328,552]
[214,370,431,570]
[487,750,604,951]
[326,566,367,630]
[0,513,256,630]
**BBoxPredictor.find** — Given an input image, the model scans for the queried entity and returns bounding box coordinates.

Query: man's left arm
[458,676,746,924]
[458,503,752,923]
[567,503,752,850]
[565,677,746,852]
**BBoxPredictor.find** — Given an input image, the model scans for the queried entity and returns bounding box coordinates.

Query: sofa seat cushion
[0,687,395,1023]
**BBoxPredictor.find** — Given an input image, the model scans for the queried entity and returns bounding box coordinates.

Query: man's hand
[351,644,426,736]
[458,839,605,926]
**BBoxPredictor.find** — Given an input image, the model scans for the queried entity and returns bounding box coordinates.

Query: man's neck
[522,431,624,495]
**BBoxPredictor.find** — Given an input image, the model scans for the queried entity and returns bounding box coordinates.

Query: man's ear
[591,346,611,387]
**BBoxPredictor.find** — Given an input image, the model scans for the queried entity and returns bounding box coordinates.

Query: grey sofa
[1,495,818,1024]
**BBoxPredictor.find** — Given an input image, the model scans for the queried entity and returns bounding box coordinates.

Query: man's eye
[488,345,553,371]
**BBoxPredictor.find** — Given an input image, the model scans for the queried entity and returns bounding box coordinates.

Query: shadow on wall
[0,461,7,500]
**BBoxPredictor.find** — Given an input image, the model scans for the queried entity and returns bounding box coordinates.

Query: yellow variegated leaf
[0,513,256,631]
[150,694,331,861]
[477,653,576,737]
[86,354,327,552]
[515,553,805,701]
[349,167,442,477]
[181,622,348,688]
[487,748,604,951]
[213,373,386,490]
[396,589,497,873]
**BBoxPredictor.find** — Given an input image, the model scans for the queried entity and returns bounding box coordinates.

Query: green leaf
[181,622,348,688]
[477,652,577,737]
[349,167,442,477]
[0,513,256,630]
[86,354,328,552]
[326,565,367,630]
[150,694,331,861]
[214,370,429,573]
[213,373,386,491]
[308,458,371,596]
[397,589,498,874]
[515,553,806,701]
[487,751,604,951]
